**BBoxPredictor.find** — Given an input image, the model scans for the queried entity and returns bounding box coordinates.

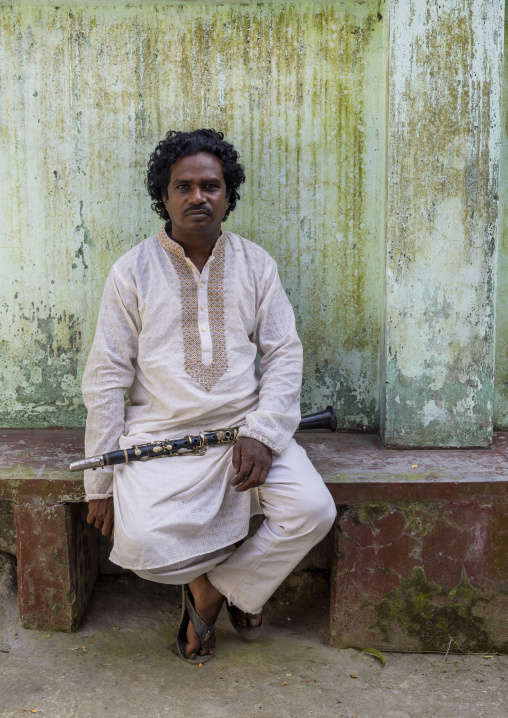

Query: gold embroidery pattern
[157,227,228,392]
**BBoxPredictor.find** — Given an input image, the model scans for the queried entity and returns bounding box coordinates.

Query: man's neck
[166,222,221,273]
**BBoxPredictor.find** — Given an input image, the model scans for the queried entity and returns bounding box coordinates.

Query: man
[84,129,336,664]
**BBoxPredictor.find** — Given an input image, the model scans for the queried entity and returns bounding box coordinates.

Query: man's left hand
[231,437,272,492]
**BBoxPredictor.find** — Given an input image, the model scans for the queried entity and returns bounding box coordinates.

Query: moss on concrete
[0,465,37,483]
[356,502,391,524]
[371,566,506,653]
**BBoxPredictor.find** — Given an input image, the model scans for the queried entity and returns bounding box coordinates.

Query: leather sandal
[176,585,217,664]
[227,604,263,641]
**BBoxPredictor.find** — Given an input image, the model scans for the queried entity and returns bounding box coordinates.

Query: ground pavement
[1,573,507,718]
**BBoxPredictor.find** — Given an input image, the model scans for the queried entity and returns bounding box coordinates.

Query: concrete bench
[1,429,507,652]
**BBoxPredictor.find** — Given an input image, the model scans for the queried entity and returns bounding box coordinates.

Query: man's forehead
[169,153,224,182]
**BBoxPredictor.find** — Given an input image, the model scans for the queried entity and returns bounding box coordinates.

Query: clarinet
[69,406,337,472]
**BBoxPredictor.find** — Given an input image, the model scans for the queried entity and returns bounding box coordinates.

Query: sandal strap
[184,586,215,645]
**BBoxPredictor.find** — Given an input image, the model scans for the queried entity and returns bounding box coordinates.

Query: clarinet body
[70,406,336,472]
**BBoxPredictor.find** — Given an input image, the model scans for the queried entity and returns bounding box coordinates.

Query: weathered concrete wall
[382,0,504,447]
[0,0,386,430]
[494,2,508,428]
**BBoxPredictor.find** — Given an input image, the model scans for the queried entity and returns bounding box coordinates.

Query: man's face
[162,152,229,239]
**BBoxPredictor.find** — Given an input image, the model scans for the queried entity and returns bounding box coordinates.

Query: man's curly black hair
[147,129,246,222]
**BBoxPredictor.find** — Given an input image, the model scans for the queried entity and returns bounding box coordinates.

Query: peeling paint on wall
[0,1,386,429]
[383,0,503,447]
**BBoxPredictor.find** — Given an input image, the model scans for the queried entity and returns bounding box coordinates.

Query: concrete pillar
[381,0,504,447]
[14,501,99,631]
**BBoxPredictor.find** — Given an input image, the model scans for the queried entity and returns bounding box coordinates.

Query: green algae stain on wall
[226,1,386,428]
[0,1,385,428]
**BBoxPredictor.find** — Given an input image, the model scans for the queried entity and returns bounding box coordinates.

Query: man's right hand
[87,497,115,542]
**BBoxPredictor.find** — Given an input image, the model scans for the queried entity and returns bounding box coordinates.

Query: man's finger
[231,462,253,486]
[235,466,262,492]
[232,443,242,473]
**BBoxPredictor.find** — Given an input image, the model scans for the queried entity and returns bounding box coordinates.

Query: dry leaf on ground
[362,648,386,666]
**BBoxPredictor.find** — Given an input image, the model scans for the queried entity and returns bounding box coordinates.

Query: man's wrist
[237,429,279,455]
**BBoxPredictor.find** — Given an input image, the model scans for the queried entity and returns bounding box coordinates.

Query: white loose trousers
[132,439,336,613]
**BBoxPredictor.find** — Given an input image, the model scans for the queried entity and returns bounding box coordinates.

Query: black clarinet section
[69,406,337,472]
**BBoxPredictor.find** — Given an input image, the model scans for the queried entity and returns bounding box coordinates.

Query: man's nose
[189,187,205,204]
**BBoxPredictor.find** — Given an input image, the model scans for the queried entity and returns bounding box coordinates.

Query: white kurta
[82,227,303,570]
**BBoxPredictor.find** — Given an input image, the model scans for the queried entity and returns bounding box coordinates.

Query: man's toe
[185,626,201,659]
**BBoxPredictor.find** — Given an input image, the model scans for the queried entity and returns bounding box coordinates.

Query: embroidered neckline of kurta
[157,226,228,392]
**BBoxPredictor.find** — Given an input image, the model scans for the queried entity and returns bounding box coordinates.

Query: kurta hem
[107,528,251,572]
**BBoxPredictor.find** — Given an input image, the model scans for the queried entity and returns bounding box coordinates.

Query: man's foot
[228,605,262,628]
[185,576,225,660]
[227,604,263,641]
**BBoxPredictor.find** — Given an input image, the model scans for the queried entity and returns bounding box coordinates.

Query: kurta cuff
[237,428,282,455]
[84,466,114,500]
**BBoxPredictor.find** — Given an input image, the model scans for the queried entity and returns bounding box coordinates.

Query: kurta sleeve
[82,265,140,500]
[238,258,303,455]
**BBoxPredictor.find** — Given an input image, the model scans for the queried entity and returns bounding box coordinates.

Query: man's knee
[120,527,154,562]
[293,485,336,539]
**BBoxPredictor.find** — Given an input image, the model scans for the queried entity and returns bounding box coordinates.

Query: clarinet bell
[297,406,337,432]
